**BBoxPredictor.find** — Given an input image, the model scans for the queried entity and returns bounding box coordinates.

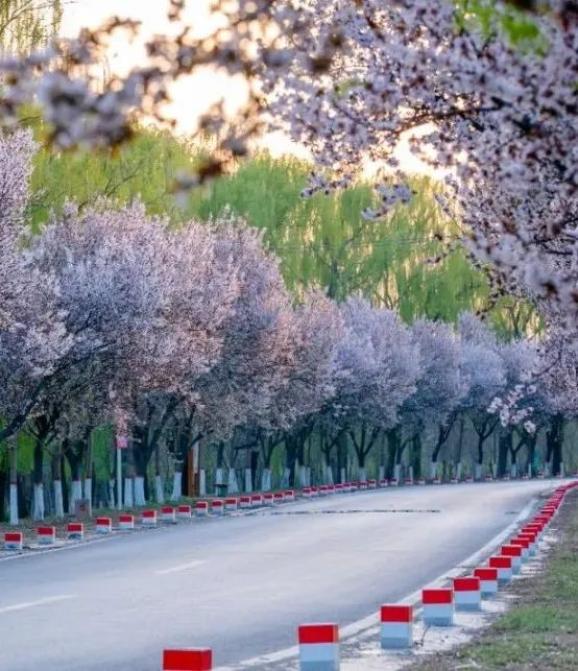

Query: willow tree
[0,0,62,54]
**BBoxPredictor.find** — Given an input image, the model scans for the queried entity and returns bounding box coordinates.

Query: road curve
[0,481,556,671]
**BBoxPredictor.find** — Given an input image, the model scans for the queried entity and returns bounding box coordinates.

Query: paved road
[0,481,557,671]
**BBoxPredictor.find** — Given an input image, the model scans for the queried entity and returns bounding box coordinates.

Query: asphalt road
[0,481,556,671]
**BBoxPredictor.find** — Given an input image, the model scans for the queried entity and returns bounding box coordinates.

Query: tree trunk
[9,443,18,525]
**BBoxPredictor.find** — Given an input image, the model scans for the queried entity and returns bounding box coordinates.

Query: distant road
[0,481,555,670]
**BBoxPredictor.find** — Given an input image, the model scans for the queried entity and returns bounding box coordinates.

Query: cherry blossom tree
[329,297,420,480]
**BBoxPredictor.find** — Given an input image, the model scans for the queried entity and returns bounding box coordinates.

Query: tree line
[0,130,573,523]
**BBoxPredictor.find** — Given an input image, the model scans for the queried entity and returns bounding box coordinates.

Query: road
[0,481,556,671]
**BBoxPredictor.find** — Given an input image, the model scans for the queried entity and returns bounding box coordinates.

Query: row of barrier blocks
[160,481,577,670]
[5,476,567,550]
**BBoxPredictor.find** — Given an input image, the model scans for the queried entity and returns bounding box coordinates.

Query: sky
[60,0,431,173]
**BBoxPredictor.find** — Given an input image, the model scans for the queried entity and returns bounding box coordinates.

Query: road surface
[0,481,556,670]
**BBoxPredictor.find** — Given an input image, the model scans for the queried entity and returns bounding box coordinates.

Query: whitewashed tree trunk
[108,479,116,507]
[83,477,92,505]
[261,468,272,491]
[492,463,497,478]
[393,464,401,481]
[429,460,438,480]
[123,477,134,507]
[409,466,414,481]
[170,471,182,501]
[378,465,385,480]
[134,476,146,506]
[456,462,463,480]
[214,467,224,494]
[281,467,290,488]
[70,479,82,513]
[340,467,346,484]
[527,463,532,478]
[324,463,334,485]
[53,479,64,518]
[358,466,367,481]
[510,463,518,478]
[199,469,207,496]
[560,462,565,477]
[243,468,252,493]
[32,483,45,521]
[475,463,482,480]
[9,483,18,525]
[227,468,239,494]
[546,461,552,477]
[155,474,164,503]
[298,465,307,488]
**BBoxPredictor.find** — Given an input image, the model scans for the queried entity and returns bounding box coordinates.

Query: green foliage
[455,0,545,50]
[28,120,533,329]
[0,0,62,54]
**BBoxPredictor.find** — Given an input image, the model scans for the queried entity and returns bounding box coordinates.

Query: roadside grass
[408,489,578,670]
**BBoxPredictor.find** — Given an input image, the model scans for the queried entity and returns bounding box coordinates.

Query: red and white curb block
[501,544,523,573]
[224,498,238,512]
[422,588,454,626]
[163,648,212,671]
[37,526,56,545]
[239,496,251,510]
[380,605,413,649]
[196,501,210,517]
[4,531,23,550]
[212,500,225,516]
[298,623,339,671]
[263,493,274,505]
[67,522,84,540]
[96,516,112,534]
[119,514,135,530]
[141,510,158,527]
[489,555,513,583]
[453,577,481,610]
[161,506,177,524]
[177,504,192,519]
[473,567,498,596]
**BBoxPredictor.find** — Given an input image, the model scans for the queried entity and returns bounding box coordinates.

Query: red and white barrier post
[37,526,56,545]
[453,577,481,610]
[162,648,212,671]
[4,531,23,550]
[211,500,225,516]
[473,567,499,597]
[67,522,84,540]
[489,556,513,584]
[195,501,209,517]
[298,623,339,671]
[161,506,176,524]
[141,510,158,527]
[501,544,523,573]
[224,498,238,512]
[380,605,413,649]
[177,504,192,519]
[422,588,454,626]
[96,516,112,534]
[119,514,135,530]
